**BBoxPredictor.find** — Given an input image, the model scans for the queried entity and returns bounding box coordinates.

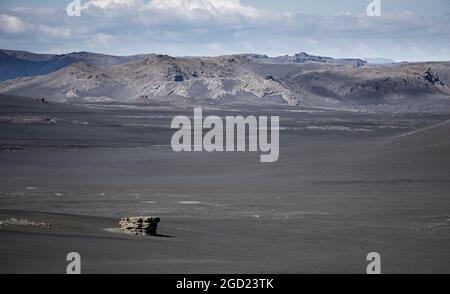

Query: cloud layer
[0,0,449,61]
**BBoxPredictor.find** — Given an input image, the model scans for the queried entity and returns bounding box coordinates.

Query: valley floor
[0,95,449,273]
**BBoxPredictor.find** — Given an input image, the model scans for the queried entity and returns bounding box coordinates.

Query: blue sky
[1,0,450,61]
[2,0,447,15]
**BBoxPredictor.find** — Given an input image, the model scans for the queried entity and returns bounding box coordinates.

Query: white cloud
[143,0,261,18]
[11,7,57,16]
[89,33,116,48]
[0,14,27,33]
[81,0,262,24]
[83,0,143,9]
[38,25,71,39]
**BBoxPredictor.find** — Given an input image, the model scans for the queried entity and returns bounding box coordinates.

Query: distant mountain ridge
[242,52,367,67]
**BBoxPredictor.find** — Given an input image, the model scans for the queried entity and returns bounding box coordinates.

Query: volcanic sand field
[0,95,449,273]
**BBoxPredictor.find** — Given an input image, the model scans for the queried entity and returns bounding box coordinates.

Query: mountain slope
[1,52,449,110]
[0,49,152,81]
[0,55,298,104]
[286,63,450,105]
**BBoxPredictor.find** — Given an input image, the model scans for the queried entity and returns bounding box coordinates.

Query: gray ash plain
[1,94,449,273]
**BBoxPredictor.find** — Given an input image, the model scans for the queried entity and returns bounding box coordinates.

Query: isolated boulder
[119,217,160,236]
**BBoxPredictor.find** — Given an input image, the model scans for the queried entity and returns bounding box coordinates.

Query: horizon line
[3,47,450,63]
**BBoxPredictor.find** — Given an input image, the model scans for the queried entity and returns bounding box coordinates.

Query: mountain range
[1,49,449,111]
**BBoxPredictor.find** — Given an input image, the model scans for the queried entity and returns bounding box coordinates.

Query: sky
[0,0,450,61]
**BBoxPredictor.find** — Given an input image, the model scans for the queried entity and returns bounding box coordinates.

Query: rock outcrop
[119,217,160,236]
[423,68,443,86]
